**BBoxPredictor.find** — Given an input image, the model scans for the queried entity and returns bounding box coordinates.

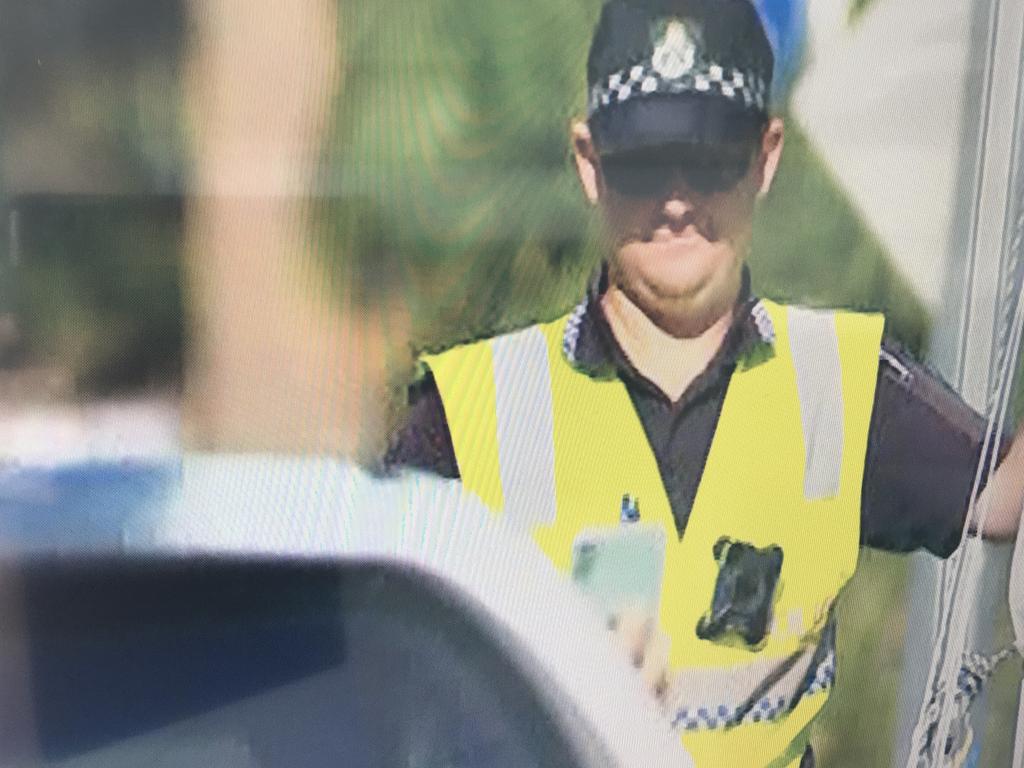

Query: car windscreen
[1,558,586,768]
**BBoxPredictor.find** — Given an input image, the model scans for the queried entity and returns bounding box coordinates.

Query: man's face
[572,120,784,336]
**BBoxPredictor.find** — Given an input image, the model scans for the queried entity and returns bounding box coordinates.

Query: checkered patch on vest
[696,538,783,648]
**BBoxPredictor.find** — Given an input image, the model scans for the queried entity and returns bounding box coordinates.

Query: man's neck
[600,286,734,403]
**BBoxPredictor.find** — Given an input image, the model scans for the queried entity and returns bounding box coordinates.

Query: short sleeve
[860,340,1010,557]
[382,371,461,479]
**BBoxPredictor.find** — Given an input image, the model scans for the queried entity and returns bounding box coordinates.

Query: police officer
[385,1,1024,765]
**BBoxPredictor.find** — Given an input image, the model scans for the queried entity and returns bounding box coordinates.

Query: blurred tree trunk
[180,0,397,459]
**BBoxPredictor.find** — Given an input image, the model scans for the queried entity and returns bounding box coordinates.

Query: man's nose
[663,169,699,214]
[662,191,696,224]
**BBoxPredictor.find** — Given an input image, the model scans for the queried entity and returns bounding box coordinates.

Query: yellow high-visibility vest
[424,299,883,767]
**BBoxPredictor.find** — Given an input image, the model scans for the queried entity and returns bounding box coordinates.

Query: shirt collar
[562,264,776,382]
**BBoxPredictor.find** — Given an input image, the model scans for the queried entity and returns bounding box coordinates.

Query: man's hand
[610,609,674,701]
[976,429,1024,540]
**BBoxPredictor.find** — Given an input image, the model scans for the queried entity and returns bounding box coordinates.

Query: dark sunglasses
[600,143,757,198]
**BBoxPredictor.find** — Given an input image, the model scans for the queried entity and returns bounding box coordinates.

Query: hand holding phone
[571,525,670,699]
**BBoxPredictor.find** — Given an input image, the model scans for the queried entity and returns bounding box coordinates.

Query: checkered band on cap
[588,58,767,117]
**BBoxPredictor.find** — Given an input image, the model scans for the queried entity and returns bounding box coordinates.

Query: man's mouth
[649,225,703,244]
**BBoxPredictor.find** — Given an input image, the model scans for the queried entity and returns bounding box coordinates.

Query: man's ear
[571,119,602,205]
[757,117,785,197]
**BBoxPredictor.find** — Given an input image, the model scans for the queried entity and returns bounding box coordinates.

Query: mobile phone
[571,525,666,623]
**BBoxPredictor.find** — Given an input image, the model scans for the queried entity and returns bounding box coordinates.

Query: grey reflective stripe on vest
[490,328,558,527]
[787,307,845,500]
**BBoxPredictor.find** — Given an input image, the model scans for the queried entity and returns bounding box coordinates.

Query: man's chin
[630,245,721,288]
[640,272,712,306]
[630,271,739,337]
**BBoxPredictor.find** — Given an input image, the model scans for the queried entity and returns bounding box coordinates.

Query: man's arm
[861,340,1019,556]
[976,429,1024,540]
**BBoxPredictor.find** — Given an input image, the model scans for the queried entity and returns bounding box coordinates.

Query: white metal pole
[895,0,1024,763]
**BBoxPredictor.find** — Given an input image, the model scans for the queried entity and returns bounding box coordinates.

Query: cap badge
[652,20,696,80]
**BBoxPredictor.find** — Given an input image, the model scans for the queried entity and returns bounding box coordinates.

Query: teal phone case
[571,525,666,621]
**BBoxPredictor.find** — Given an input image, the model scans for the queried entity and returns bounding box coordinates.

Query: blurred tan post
[181,0,395,458]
